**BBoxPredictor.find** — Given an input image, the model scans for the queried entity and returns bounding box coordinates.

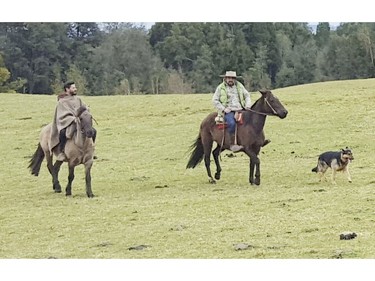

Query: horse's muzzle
[86,129,95,138]
[278,110,288,119]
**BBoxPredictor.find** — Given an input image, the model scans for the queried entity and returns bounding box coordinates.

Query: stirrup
[56,152,66,161]
[230,144,243,152]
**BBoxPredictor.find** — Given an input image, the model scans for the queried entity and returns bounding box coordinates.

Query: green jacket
[219,81,246,108]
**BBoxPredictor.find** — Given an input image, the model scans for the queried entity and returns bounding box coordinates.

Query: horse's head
[259,90,288,119]
[76,106,95,138]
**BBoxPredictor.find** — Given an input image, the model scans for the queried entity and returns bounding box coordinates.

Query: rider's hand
[224,108,231,113]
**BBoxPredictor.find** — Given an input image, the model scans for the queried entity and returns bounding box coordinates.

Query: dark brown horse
[28,106,96,197]
[186,90,288,185]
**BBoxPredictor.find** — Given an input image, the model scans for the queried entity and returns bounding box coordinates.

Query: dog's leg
[318,172,324,182]
[331,170,337,185]
[344,166,352,183]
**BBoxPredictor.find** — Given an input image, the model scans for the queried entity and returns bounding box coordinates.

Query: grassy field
[1,79,375,259]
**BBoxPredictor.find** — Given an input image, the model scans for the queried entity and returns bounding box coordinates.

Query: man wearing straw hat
[212,70,251,152]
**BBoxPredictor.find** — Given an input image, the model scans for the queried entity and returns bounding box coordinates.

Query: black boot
[92,127,98,159]
[92,127,97,143]
[262,139,271,147]
[59,128,67,153]
[57,128,67,161]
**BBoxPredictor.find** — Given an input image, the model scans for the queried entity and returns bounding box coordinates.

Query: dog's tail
[311,166,318,173]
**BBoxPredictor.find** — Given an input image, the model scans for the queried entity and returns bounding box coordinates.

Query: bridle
[247,97,278,116]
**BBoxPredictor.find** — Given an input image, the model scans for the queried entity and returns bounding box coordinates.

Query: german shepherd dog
[311,147,354,184]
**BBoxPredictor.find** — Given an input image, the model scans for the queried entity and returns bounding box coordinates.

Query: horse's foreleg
[249,156,260,185]
[254,157,261,185]
[245,149,260,185]
[249,158,255,185]
[52,160,63,192]
[212,145,222,180]
[84,161,94,198]
[65,165,75,196]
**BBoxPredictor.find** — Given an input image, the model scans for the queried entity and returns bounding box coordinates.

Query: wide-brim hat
[219,71,242,78]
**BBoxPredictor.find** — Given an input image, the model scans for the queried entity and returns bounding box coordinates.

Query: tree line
[1,22,375,95]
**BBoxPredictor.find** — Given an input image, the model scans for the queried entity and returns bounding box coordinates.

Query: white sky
[2,0,374,22]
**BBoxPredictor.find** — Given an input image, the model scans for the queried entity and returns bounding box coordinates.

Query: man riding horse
[50,81,96,161]
[212,71,270,152]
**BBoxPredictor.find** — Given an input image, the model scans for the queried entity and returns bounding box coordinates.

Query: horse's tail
[186,134,205,169]
[28,143,45,176]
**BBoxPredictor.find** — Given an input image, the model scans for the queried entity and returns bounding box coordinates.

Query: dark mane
[76,106,88,117]
[242,96,264,125]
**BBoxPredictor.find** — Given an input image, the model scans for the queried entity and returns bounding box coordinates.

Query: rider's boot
[262,139,271,147]
[56,128,67,161]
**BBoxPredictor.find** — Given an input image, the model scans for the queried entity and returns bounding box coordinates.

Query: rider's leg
[224,112,243,152]
[57,128,67,161]
[59,128,67,153]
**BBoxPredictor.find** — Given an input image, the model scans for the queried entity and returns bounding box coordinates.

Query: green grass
[1,79,375,258]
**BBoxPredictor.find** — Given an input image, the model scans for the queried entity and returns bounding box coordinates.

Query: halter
[247,97,278,116]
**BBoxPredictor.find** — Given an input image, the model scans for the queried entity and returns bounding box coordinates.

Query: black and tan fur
[311,147,354,184]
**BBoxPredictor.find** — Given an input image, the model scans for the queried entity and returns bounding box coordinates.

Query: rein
[247,98,278,116]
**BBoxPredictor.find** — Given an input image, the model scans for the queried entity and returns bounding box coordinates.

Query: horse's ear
[259,90,267,96]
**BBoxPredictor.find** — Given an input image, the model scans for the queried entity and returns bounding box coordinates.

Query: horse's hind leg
[203,139,215,184]
[44,151,56,191]
[212,145,222,180]
[52,160,63,192]
[84,161,94,198]
[65,165,75,196]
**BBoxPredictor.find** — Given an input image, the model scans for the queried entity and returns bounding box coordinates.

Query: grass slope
[1,79,375,258]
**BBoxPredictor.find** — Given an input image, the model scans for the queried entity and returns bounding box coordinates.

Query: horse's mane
[76,105,89,117]
[242,95,264,125]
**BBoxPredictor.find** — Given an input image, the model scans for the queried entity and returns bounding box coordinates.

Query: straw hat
[219,71,242,78]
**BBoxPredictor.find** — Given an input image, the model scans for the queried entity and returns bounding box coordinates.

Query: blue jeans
[224,112,236,134]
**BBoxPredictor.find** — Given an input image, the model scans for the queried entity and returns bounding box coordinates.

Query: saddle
[215,111,244,130]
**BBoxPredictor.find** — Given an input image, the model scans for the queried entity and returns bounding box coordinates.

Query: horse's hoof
[214,173,221,180]
[53,183,62,192]
[209,179,216,184]
[87,193,95,198]
[254,178,260,185]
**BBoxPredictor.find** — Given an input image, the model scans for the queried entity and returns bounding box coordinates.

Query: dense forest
[1,22,375,95]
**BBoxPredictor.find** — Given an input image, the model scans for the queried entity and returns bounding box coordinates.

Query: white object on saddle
[215,115,224,123]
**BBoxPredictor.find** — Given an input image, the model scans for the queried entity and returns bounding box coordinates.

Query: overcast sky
[3,1,372,22]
